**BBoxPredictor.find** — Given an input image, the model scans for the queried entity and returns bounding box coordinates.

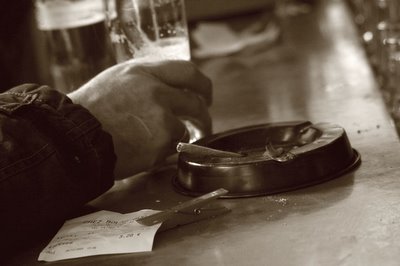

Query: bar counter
[7,0,400,265]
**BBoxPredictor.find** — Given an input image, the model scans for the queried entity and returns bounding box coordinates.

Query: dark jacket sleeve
[0,84,116,252]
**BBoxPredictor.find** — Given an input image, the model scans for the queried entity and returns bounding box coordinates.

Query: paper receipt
[38,209,162,262]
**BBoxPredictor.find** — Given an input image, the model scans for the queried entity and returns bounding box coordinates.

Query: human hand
[68,60,212,179]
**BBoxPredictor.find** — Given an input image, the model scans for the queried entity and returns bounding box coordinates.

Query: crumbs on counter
[357,125,381,134]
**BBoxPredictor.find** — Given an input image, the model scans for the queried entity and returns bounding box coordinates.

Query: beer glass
[104,0,190,63]
[105,0,206,143]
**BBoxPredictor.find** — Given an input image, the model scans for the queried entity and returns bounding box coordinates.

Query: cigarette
[176,142,243,158]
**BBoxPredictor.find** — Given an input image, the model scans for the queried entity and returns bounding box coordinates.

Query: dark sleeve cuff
[0,84,116,250]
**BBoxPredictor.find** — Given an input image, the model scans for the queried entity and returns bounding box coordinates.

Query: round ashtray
[173,121,361,198]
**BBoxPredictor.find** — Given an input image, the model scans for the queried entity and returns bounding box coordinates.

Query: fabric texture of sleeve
[0,84,116,252]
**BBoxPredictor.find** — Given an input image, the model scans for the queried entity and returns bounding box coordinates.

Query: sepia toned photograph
[1,0,399,265]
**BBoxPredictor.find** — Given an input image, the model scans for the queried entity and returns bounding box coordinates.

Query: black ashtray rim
[173,121,362,198]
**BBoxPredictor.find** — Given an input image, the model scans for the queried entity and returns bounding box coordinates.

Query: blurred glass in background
[34,0,115,93]
[104,0,190,63]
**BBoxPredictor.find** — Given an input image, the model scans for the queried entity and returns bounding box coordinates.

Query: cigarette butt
[176,142,243,158]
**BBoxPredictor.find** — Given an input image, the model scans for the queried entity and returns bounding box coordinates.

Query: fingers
[157,85,212,134]
[178,94,212,135]
[122,59,213,135]
[131,60,213,106]
[167,114,191,144]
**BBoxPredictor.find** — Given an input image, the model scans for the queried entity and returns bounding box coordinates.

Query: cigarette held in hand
[176,142,243,158]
